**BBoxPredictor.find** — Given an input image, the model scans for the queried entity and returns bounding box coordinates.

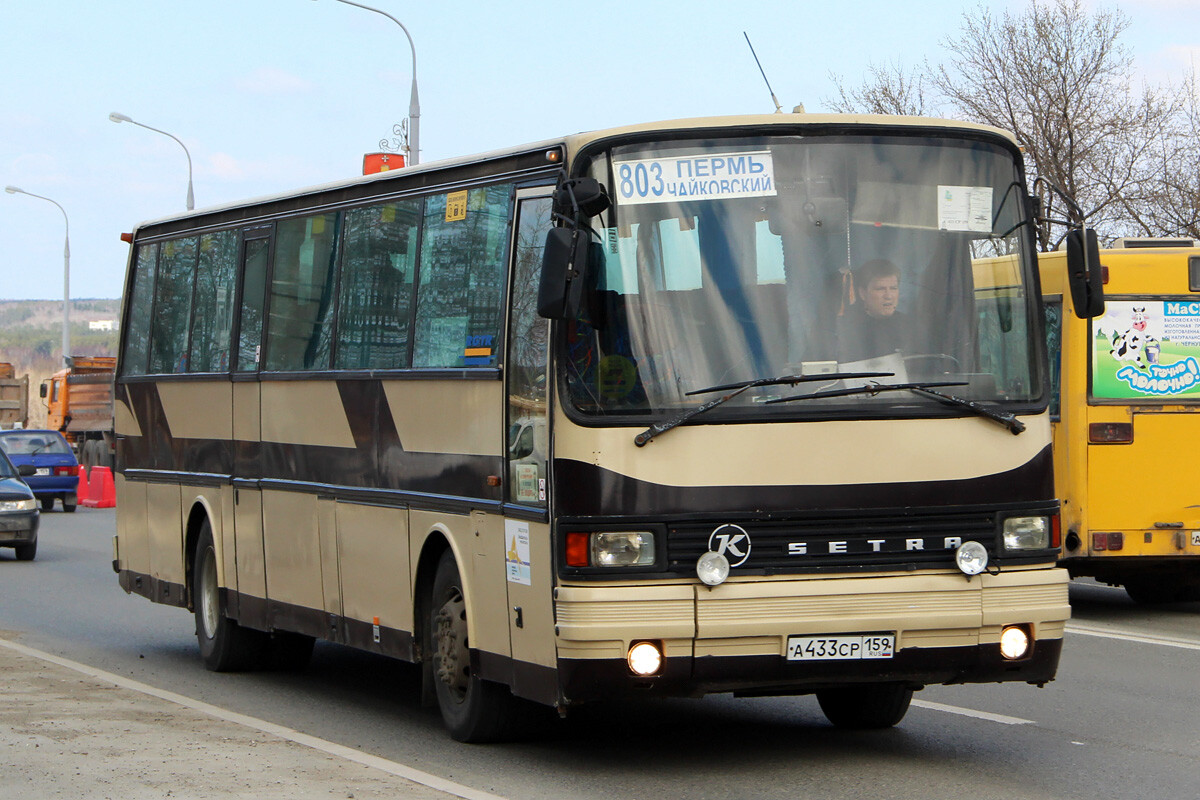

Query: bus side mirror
[1065,228,1104,319]
[537,227,590,320]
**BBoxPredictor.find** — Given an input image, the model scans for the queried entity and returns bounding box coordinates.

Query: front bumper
[0,512,40,543]
[555,567,1069,703]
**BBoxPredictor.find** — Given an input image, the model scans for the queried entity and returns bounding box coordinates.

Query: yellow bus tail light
[1093,532,1124,551]
[1089,422,1133,443]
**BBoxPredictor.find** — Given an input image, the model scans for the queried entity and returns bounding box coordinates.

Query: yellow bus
[1041,238,1200,602]
[113,113,1091,741]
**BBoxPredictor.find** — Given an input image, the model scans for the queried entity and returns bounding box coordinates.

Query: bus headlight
[1000,625,1032,660]
[590,532,656,567]
[696,551,730,586]
[627,641,663,676]
[1003,517,1050,551]
[955,541,989,576]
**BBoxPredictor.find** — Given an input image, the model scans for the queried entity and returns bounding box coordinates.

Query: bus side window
[264,213,340,371]
[1045,301,1062,419]
[189,230,239,373]
[413,185,513,369]
[149,237,199,374]
[122,242,159,377]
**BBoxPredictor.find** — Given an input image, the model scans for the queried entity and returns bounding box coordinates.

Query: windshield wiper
[908,385,1026,435]
[633,372,894,447]
[766,380,1026,435]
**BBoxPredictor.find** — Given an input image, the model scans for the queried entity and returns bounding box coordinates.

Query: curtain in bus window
[412,185,513,368]
[122,243,158,377]
[265,213,340,371]
[336,199,420,370]
[188,230,239,372]
[149,237,198,374]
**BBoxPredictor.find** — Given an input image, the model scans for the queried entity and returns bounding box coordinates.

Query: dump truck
[0,363,29,429]
[41,356,116,469]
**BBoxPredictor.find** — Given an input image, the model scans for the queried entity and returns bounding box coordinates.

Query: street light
[108,112,195,210]
[318,0,420,165]
[5,186,71,366]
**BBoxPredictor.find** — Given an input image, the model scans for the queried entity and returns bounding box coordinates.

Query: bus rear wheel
[193,521,267,671]
[430,550,514,742]
[816,683,914,729]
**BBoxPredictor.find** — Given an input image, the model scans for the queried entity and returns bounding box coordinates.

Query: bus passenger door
[503,193,556,703]
[231,229,271,629]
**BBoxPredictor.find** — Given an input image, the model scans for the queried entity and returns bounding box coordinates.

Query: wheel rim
[198,545,220,640]
[434,587,470,702]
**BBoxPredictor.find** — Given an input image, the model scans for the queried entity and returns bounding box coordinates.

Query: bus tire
[430,550,513,742]
[817,683,914,729]
[193,521,267,671]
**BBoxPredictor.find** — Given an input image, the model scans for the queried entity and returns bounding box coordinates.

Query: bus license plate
[786,634,895,661]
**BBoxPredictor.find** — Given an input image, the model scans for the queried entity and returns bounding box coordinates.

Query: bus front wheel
[193,522,267,671]
[816,683,914,729]
[430,550,514,742]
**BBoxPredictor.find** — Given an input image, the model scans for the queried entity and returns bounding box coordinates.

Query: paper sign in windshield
[938,185,993,232]
[1093,300,1200,399]
[614,151,776,206]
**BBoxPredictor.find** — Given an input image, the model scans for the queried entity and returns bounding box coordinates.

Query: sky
[2,0,1198,301]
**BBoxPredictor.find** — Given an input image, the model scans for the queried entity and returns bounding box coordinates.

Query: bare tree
[932,0,1177,250]
[827,60,934,116]
[1121,67,1200,240]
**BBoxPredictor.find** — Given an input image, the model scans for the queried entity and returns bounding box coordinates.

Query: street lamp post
[320,0,420,165]
[108,112,195,210]
[5,186,71,366]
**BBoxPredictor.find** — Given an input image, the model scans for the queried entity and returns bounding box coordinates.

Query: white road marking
[1066,623,1200,651]
[0,637,505,800]
[911,699,1034,726]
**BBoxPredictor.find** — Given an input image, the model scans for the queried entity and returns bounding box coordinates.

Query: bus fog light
[591,532,656,567]
[1003,516,1050,550]
[627,641,663,676]
[1000,625,1031,660]
[696,551,730,586]
[955,541,989,576]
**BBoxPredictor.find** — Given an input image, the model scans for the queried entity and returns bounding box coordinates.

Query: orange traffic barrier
[83,466,116,508]
[75,466,90,506]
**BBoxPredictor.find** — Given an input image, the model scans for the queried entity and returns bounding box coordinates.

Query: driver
[838,258,912,362]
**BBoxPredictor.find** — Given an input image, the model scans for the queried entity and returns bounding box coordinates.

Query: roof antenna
[744,32,783,113]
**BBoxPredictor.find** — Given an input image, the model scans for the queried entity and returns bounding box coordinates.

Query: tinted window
[237,237,270,372]
[188,230,239,372]
[413,186,512,368]
[336,200,420,369]
[149,237,198,373]
[265,213,340,371]
[122,243,158,377]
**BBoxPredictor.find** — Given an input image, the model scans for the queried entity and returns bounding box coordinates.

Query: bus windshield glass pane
[565,134,1039,419]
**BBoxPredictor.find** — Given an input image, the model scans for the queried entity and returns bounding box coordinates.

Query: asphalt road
[2,507,1198,800]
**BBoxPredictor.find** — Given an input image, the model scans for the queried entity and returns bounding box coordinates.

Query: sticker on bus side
[1093,300,1200,399]
[506,520,531,585]
[613,151,777,206]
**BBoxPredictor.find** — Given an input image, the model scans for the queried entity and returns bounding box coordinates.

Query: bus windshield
[565,134,1040,418]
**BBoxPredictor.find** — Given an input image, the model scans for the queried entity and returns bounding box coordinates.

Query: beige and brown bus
[113,113,1089,741]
